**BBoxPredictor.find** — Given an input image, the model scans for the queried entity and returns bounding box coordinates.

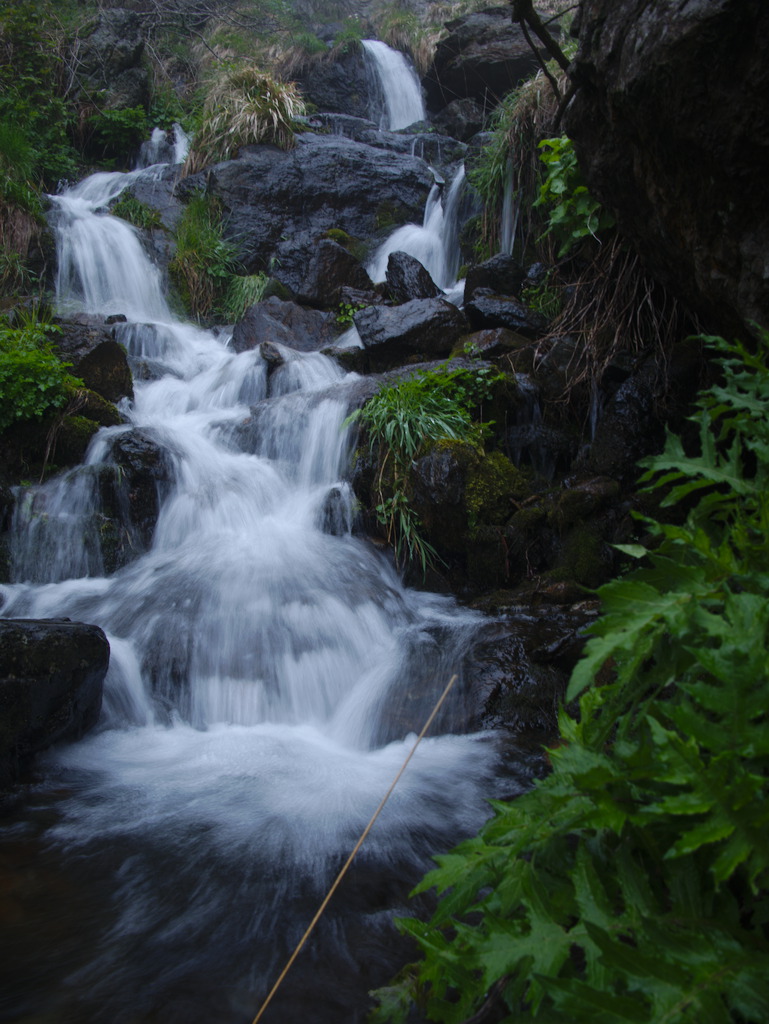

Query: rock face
[294,49,372,120]
[564,0,769,335]
[54,315,134,404]
[424,7,540,114]
[77,8,149,109]
[385,251,441,303]
[184,133,433,294]
[0,619,109,785]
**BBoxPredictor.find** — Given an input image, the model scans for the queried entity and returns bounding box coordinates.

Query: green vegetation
[372,332,769,1022]
[220,271,270,322]
[0,309,83,432]
[348,362,504,573]
[84,106,151,164]
[535,135,616,256]
[169,193,240,321]
[110,191,163,231]
[184,65,306,175]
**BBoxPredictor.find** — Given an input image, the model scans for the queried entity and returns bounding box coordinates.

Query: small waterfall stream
[0,146,501,1019]
[362,39,426,130]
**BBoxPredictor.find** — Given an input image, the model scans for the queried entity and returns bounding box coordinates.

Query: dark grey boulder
[424,7,539,113]
[298,239,374,309]
[294,49,372,120]
[0,618,109,786]
[385,251,441,303]
[53,315,134,403]
[465,254,526,302]
[465,292,549,339]
[354,298,468,370]
[432,97,487,142]
[564,0,769,336]
[231,297,337,353]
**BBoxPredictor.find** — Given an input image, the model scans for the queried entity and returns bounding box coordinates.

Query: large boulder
[298,239,375,309]
[424,7,540,114]
[0,618,109,786]
[385,251,441,303]
[230,297,337,353]
[53,314,134,403]
[293,49,372,120]
[182,132,434,294]
[564,0,769,336]
[353,298,468,369]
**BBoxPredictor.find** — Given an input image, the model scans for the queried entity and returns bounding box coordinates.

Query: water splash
[362,39,425,130]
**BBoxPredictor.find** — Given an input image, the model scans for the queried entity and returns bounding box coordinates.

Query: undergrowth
[0,308,83,433]
[371,330,769,1023]
[169,193,240,321]
[348,362,504,574]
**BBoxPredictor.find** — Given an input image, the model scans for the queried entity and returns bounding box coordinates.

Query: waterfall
[0,155,500,1022]
[362,39,426,130]
[367,165,467,295]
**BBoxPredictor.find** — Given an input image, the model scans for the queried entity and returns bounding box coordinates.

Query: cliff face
[564,0,769,336]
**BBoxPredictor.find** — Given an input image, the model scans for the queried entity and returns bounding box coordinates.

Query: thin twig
[251,674,460,1024]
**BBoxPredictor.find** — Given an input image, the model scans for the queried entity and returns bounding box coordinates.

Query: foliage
[110,191,163,231]
[84,106,150,163]
[348,362,504,573]
[169,193,240,320]
[467,71,562,262]
[336,301,365,327]
[521,268,562,318]
[372,331,769,1022]
[0,309,83,433]
[373,7,432,75]
[183,64,305,174]
[220,271,270,321]
[332,17,364,56]
[535,135,616,257]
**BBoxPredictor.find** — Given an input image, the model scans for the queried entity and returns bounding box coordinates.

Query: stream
[0,52,515,1024]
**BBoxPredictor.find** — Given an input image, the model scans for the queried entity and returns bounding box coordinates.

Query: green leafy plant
[84,105,149,163]
[521,268,563,318]
[183,64,306,175]
[336,301,364,326]
[0,309,83,432]
[169,192,240,320]
[535,135,615,256]
[332,18,364,56]
[372,331,769,1022]
[347,363,503,573]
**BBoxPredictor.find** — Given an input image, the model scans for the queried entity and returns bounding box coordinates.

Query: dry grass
[183,65,306,176]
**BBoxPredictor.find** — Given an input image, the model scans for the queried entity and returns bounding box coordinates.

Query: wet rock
[353,297,468,370]
[187,132,433,294]
[424,8,539,113]
[231,297,337,354]
[0,618,109,786]
[303,113,468,169]
[294,49,371,120]
[102,429,173,554]
[465,292,550,339]
[432,97,486,142]
[385,251,441,303]
[316,484,352,536]
[77,8,149,109]
[460,327,530,359]
[298,239,374,309]
[465,254,525,302]
[564,0,769,335]
[53,315,134,403]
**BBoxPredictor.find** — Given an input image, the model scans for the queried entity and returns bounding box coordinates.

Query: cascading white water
[362,39,426,130]
[136,122,190,169]
[367,165,466,295]
[0,153,501,1021]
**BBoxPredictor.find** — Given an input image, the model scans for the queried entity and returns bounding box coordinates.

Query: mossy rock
[546,522,611,589]
[54,416,100,467]
[548,476,621,530]
[78,389,122,428]
[466,451,531,534]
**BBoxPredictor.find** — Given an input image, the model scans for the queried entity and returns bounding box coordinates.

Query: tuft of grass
[169,193,240,321]
[220,272,270,322]
[183,64,306,175]
[110,191,163,231]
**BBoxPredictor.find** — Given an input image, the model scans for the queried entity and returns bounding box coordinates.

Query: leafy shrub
[169,193,240,320]
[348,362,503,573]
[183,65,306,175]
[0,310,83,432]
[84,106,149,163]
[535,135,616,256]
[372,331,769,1022]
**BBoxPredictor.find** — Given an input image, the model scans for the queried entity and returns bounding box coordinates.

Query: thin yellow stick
[251,673,459,1024]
